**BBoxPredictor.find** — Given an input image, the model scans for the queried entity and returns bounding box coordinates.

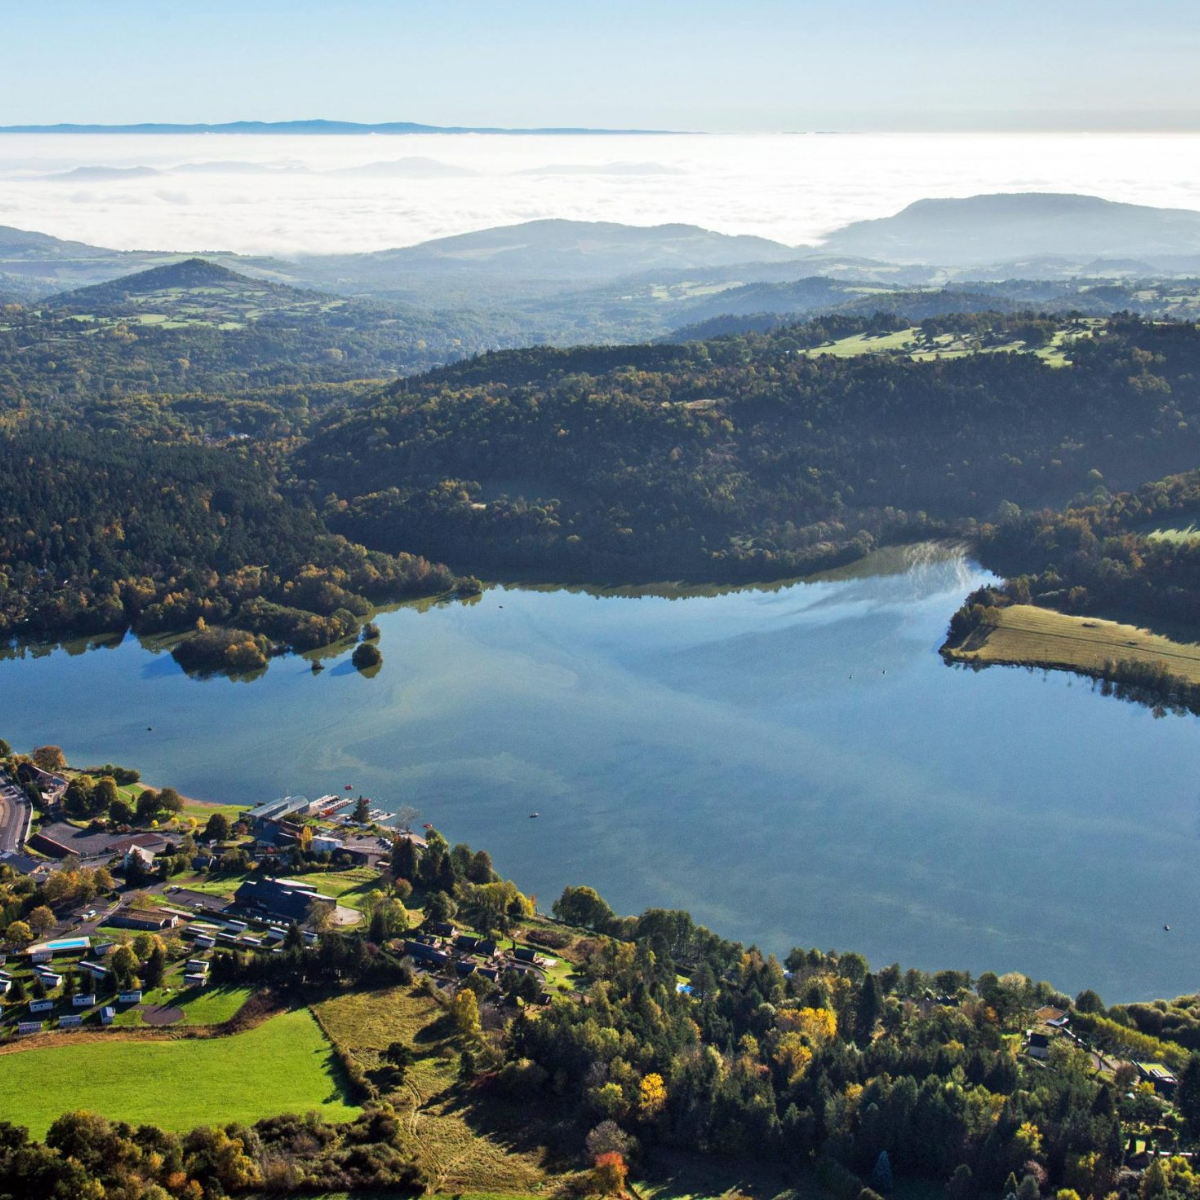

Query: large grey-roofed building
[248,795,313,829]
[234,876,335,924]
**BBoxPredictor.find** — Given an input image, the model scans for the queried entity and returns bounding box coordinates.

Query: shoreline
[941,602,1200,706]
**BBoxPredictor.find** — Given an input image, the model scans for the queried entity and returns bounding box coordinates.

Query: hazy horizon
[4,0,1199,134]
[4,130,1200,258]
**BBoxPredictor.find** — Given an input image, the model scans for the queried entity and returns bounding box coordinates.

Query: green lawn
[0,1007,359,1138]
[294,867,380,911]
[178,798,250,822]
[110,984,254,1028]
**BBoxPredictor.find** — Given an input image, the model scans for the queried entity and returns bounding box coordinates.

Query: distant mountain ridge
[6,192,1200,333]
[0,118,675,135]
[820,192,1200,264]
[297,219,808,300]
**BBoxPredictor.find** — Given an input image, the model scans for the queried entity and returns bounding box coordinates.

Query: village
[2,741,1199,1200]
[0,762,563,1038]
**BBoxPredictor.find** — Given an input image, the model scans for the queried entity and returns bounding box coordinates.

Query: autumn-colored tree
[638,1072,667,1119]
[4,920,32,945]
[32,745,66,772]
[132,932,164,961]
[27,905,56,935]
[109,944,139,988]
[452,987,481,1038]
[773,1033,814,1085]
[590,1151,628,1196]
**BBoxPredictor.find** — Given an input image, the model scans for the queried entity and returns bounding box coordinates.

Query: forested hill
[302,316,1200,583]
[0,429,465,668]
[43,257,320,313]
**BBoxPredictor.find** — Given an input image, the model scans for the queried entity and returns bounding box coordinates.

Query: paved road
[0,774,32,853]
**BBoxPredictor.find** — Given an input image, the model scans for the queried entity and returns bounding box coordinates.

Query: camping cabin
[72,993,96,1008]
[29,998,54,1014]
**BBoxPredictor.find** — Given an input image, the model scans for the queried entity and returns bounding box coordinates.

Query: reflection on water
[1,542,1197,1001]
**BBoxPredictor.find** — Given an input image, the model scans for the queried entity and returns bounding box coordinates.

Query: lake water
[3,543,1199,1002]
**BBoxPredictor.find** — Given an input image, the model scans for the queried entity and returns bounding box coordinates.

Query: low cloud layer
[1,131,1199,257]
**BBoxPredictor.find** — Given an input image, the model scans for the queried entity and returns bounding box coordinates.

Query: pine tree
[871,1149,893,1193]
[144,944,166,989]
[856,972,883,1044]
[1178,1053,1200,1138]
[391,835,419,883]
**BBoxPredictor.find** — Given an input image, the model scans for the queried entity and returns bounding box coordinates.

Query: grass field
[799,320,1100,368]
[315,985,550,1194]
[0,1008,358,1138]
[110,984,254,1028]
[943,604,1200,684]
[178,797,250,822]
[800,327,920,357]
[298,866,381,911]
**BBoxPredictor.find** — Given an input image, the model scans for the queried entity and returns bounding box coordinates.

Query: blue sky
[2,0,1198,131]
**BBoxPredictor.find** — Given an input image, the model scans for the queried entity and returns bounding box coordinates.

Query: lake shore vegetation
[3,740,1200,1198]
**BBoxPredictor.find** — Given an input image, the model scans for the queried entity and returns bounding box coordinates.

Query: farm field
[0,1007,358,1137]
[942,603,1200,684]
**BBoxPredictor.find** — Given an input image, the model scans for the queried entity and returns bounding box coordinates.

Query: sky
[2,0,1199,133]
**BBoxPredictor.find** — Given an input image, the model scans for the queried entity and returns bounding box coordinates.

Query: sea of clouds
[1,131,1199,256]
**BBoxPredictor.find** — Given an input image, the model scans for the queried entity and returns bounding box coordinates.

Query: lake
[3,542,1198,1002]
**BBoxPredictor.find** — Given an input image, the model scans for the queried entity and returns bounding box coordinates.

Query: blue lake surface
[3,543,1198,1001]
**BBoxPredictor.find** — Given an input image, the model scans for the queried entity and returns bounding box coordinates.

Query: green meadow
[0,1008,358,1138]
